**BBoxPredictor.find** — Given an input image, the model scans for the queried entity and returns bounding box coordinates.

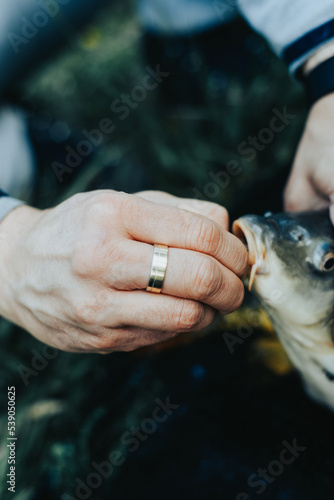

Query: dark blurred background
[1,2,334,499]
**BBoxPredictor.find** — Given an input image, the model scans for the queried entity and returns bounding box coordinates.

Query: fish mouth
[232,217,268,291]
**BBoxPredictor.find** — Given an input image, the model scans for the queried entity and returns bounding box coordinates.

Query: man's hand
[0,190,247,353]
[284,93,334,225]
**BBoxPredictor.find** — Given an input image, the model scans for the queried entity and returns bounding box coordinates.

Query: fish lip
[232,217,267,290]
[232,219,258,266]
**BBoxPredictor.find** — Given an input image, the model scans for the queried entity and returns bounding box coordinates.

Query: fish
[232,210,334,411]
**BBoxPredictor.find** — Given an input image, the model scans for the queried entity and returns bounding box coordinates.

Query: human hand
[0,190,247,353]
[284,93,334,224]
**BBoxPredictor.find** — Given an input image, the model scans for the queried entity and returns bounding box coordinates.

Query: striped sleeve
[236,0,334,74]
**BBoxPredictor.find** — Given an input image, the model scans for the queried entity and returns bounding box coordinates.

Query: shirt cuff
[0,195,25,223]
[303,55,334,107]
[283,18,334,74]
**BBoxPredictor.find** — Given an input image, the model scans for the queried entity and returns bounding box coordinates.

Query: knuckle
[71,241,100,278]
[235,281,245,309]
[193,258,219,302]
[224,234,248,278]
[86,335,106,350]
[93,190,125,211]
[234,241,249,277]
[72,299,99,327]
[225,280,245,313]
[220,205,229,220]
[173,300,205,331]
[71,192,128,278]
[84,191,127,227]
[85,196,110,222]
[209,205,229,227]
[118,192,140,221]
[61,328,103,352]
[72,235,122,280]
[188,217,221,255]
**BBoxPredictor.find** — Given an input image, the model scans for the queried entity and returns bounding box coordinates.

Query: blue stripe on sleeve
[284,18,334,66]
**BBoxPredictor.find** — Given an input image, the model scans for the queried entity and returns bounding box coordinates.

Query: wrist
[0,205,42,325]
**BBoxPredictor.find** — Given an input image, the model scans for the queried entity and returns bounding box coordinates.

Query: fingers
[120,195,247,278]
[52,325,181,354]
[61,287,216,353]
[103,291,216,333]
[135,191,229,229]
[163,248,244,312]
[102,241,244,313]
[99,327,179,353]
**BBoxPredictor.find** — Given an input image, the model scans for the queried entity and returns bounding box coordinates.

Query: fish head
[233,210,334,332]
[233,210,334,409]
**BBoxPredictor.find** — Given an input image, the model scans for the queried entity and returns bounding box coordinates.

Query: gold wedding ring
[146,244,169,293]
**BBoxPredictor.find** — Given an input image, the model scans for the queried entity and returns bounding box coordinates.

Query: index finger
[120,194,248,278]
[135,190,229,230]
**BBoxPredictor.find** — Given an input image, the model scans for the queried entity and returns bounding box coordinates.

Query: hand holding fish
[0,191,247,353]
[284,93,334,225]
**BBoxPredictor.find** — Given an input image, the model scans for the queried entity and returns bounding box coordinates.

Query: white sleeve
[237,0,334,73]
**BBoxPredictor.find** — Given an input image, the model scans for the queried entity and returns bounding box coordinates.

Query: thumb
[284,169,328,212]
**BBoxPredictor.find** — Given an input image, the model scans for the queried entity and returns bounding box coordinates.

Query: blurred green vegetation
[19,1,306,210]
[0,2,313,499]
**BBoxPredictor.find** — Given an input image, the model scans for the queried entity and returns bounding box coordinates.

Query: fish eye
[313,245,334,272]
[323,254,334,272]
